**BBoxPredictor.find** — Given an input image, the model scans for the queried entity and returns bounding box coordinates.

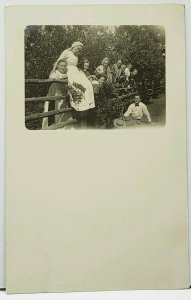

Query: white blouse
[124,102,151,122]
[49,70,67,80]
[124,67,131,79]
[57,49,78,67]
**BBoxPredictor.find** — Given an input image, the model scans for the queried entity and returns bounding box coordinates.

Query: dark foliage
[25,25,165,80]
[25,25,165,129]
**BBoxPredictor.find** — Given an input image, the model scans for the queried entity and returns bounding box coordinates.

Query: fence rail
[25,79,72,127]
[25,95,67,103]
[25,107,72,121]
[25,78,140,129]
[25,79,68,84]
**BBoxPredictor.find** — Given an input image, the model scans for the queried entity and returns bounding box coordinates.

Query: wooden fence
[25,79,77,130]
[25,79,144,130]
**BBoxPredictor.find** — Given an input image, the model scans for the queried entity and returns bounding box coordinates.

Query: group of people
[42,41,151,130]
[83,57,138,88]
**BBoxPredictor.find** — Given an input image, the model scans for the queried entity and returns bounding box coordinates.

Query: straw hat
[113,118,127,128]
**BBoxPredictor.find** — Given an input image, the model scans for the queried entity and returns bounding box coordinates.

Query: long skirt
[42,82,74,129]
[67,66,95,112]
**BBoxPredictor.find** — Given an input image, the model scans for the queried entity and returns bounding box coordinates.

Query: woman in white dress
[52,41,95,129]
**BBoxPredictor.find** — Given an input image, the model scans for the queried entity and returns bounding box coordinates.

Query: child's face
[57,62,68,74]
[84,62,89,70]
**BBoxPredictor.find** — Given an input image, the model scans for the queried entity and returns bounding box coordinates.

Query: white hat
[71,41,83,49]
[113,118,127,128]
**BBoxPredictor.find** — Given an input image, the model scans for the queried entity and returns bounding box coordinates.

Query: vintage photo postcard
[5,4,189,294]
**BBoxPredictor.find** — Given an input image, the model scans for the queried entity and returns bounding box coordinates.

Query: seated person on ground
[124,95,151,125]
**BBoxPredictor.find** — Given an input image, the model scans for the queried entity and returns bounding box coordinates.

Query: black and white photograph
[5,3,190,295]
[25,25,165,130]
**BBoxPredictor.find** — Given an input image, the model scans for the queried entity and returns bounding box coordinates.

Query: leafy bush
[25,25,165,129]
[25,25,165,82]
[95,83,135,128]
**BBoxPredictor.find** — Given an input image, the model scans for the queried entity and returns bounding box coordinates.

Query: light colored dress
[95,65,113,84]
[124,67,131,81]
[57,49,95,111]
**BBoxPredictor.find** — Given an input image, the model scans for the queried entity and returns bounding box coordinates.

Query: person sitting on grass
[124,95,151,125]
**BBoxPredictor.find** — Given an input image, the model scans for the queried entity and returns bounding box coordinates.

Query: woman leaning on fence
[42,59,74,129]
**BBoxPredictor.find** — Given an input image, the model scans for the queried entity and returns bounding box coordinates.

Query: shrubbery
[94,83,135,128]
[25,25,165,129]
[25,25,165,82]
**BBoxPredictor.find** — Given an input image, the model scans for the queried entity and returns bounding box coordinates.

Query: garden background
[25,25,165,129]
